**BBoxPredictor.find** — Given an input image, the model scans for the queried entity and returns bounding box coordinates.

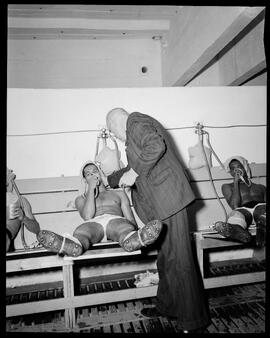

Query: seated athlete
[37,161,162,256]
[213,156,266,247]
[6,168,40,252]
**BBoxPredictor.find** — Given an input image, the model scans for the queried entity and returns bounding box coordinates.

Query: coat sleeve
[107,166,130,188]
[129,121,166,176]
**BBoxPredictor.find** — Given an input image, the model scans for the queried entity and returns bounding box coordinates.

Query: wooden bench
[186,162,266,289]
[6,162,266,330]
[6,176,158,330]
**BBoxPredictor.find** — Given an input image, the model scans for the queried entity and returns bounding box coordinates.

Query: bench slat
[190,176,265,200]
[14,164,266,194]
[23,191,78,214]
[16,179,265,215]
[16,176,81,194]
[187,163,266,181]
[6,255,71,273]
[187,199,232,232]
[64,248,142,261]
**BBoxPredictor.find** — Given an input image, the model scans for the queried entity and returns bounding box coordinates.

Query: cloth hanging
[95,146,124,176]
[188,142,212,169]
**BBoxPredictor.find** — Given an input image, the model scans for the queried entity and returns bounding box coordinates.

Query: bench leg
[63,263,76,330]
[194,233,204,279]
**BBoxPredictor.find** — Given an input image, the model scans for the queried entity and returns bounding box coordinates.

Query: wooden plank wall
[12,163,266,249]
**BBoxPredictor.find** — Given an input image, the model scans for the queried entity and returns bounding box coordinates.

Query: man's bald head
[106,108,129,142]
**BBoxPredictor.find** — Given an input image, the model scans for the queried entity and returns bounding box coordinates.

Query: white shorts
[236,203,266,223]
[88,214,126,242]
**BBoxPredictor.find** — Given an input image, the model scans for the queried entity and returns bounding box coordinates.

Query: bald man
[106,108,210,333]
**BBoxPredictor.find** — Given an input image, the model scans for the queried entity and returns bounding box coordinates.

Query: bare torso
[88,190,124,217]
[226,182,266,208]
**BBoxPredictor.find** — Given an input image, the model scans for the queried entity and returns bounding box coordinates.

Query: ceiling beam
[8,17,170,31]
[8,27,167,40]
[8,4,180,20]
[229,60,266,86]
[170,7,265,86]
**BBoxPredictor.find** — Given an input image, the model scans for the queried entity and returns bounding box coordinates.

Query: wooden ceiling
[8,5,181,40]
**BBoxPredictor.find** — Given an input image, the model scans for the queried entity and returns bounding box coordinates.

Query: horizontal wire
[7,124,266,137]
[204,124,266,129]
[168,124,266,131]
[7,129,101,137]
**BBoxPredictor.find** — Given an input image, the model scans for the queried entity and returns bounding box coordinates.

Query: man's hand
[233,168,242,183]
[6,168,16,186]
[10,205,24,221]
[98,169,109,187]
[119,168,138,188]
[86,175,99,192]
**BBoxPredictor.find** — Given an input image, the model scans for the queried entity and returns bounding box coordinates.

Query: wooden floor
[6,260,266,333]
[6,282,265,333]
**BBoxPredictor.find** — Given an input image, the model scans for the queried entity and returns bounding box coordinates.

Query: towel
[134,270,159,288]
[223,156,251,178]
[66,160,103,209]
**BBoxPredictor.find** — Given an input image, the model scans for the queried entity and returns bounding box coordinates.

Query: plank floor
[6,260,266,333]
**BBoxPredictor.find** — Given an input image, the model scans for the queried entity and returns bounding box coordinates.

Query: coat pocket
[149,167,172,186]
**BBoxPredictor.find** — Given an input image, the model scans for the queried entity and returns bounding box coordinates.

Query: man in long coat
[106,108,210,332]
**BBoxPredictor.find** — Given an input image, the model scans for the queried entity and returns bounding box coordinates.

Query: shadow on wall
[166,129,206,233]
[166,128,186,168]
[186,199,205,233]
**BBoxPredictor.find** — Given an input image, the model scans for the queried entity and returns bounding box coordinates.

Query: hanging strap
[94,128,121,170]
[11,179,29,249]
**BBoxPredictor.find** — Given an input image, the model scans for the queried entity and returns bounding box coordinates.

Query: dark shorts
[6,218,21,239]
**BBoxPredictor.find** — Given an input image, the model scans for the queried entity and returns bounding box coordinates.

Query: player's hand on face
[6,168,16,186]
[233,168,243,182]
[10,206,24,221]
[87,174,99,191]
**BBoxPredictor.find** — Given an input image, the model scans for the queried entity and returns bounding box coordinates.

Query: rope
[11,180,29,249]
[197,130,228,223]
[7,124,266,137]
[205,132,226,171]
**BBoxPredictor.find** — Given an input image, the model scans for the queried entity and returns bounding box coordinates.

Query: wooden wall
[7,6,266,88]
[8,39,162,88]
[162,6,266,87]
[188,11,266,86]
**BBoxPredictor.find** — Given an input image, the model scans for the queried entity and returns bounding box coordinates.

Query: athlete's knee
[73,225,87,237]
[234,209,253,226]
[228,210,248,229]
[73,222,104,243]
[6,233,11,252]
[253,204,266,223]
[107,219,136,242]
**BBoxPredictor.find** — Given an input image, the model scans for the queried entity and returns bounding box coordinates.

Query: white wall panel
[7,86,266,179]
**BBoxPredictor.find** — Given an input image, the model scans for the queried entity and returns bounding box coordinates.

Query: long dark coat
[108,112,210,330]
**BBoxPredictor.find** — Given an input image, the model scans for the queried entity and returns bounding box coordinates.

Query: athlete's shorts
[228,203,266,229]
[87,214,126,242]
[6,218,21,239]
[236,202,265,213]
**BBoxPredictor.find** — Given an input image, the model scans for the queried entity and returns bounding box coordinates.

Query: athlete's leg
[73,222,104,250]
[253,204,266,247]
[107,217,162,252]
[37,222,104,256]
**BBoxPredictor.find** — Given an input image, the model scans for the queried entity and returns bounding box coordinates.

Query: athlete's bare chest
[96,191,120,207]
[239,184,264,202]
